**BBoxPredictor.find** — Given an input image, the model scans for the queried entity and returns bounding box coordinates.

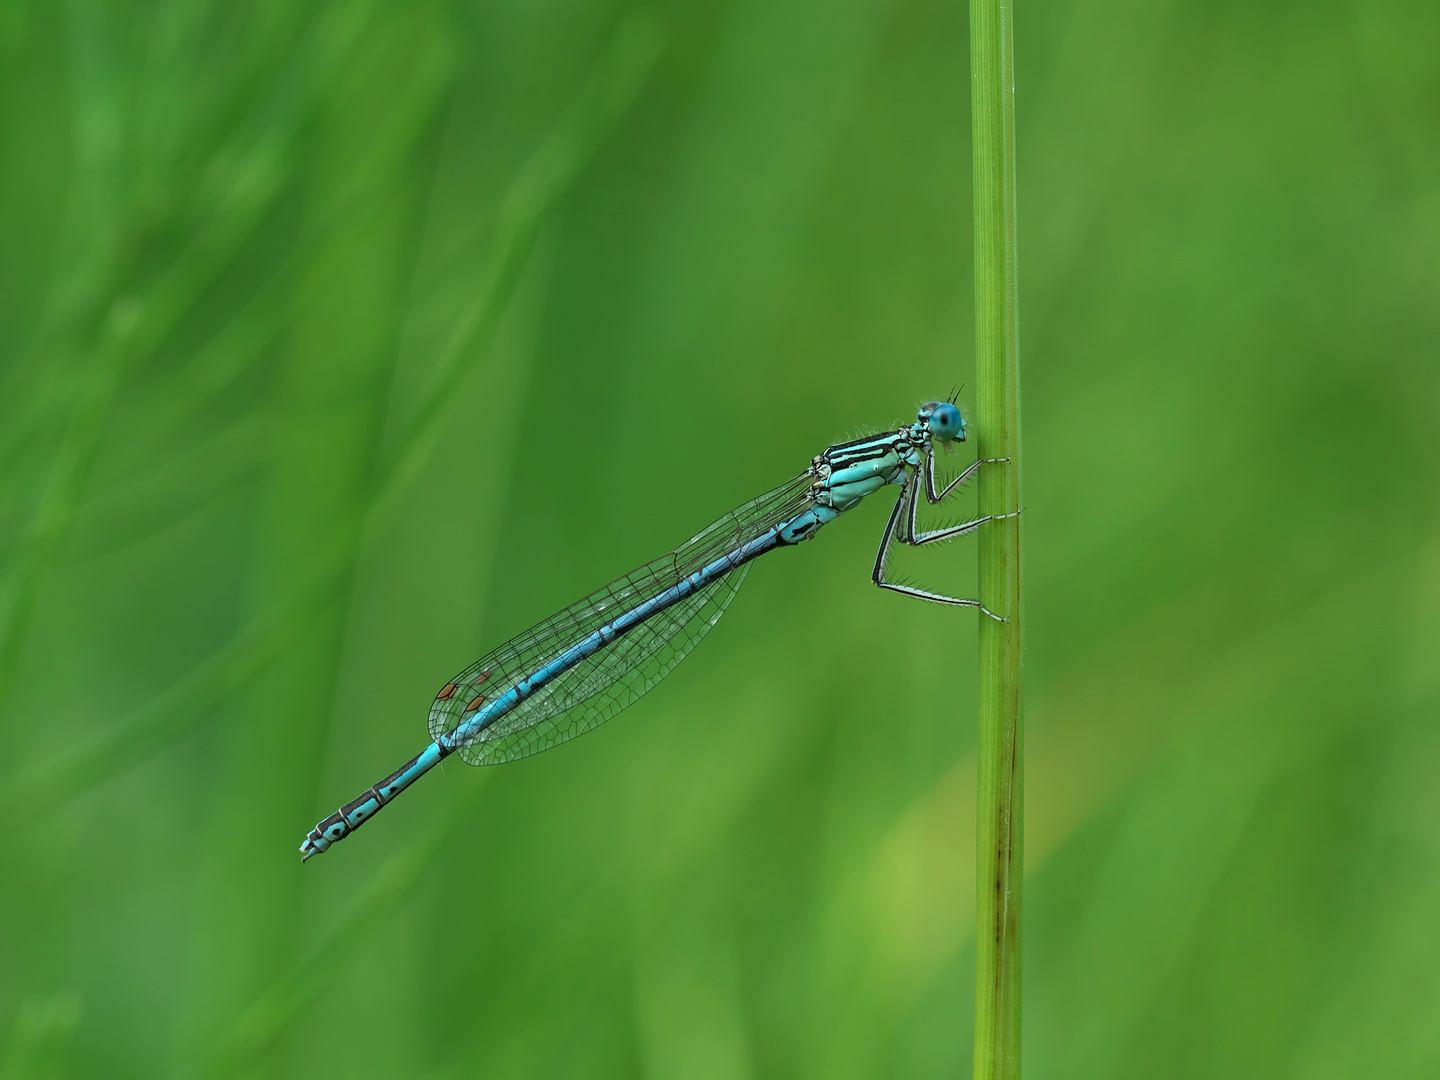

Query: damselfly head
[919,401,965,443]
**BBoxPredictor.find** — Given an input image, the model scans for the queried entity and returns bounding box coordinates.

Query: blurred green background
[2,0,1437,1077]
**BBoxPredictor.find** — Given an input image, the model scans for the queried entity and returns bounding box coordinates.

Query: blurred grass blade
[368,11,666,534]
[0,573,335,822]
[0,991,83,1080]
[70,413,272,558]
[0,11,667,825]
[0,7,374,713]
[189,781,488,1080]
[0,301,136,706]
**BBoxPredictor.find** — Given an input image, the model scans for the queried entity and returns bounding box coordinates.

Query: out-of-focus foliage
[0,0,1436,1077]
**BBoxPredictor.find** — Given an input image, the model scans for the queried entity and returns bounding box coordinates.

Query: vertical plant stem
[971,0,1023,1077]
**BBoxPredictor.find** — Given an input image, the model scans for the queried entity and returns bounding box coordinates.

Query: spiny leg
[923,446,1009,504]
[872,475,1005,621]
[905,495,1022,546]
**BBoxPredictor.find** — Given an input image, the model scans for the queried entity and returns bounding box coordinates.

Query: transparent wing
[427,472,815,765]
[453,566,748,765]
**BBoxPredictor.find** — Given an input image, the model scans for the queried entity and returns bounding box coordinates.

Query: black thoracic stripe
[823,433,900,469]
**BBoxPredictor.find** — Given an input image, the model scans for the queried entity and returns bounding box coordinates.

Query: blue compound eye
[927,402,965,441]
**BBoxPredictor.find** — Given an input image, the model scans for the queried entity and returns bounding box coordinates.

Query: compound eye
[928,403,964,440]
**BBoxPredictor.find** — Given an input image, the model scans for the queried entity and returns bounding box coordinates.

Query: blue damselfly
[301,400,1008,860]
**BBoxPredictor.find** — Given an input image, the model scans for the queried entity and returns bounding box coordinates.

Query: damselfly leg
[871,457,1016,619]
[923,449,1007,504]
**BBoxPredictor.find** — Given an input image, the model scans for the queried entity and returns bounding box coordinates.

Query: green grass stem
[970,0,1024,1076]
